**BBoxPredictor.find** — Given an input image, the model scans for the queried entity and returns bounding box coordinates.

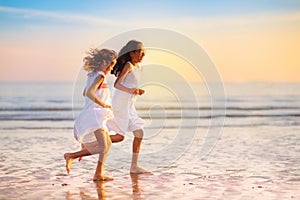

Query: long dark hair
[111,40,143,77]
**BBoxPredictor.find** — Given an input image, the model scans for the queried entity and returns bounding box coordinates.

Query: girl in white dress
[111,40,150,174]
[64,48,123,181]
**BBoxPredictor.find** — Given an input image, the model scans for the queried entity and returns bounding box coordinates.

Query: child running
[64,48,123,181]
[110,40,151,174]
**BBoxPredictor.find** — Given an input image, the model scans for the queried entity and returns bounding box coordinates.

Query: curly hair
[111,40,143,77]
[83,48,117,72]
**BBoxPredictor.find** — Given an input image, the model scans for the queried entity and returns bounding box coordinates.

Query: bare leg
[93,129,113,181]
[64,141,98,174]
[110,133,124,143]
[78,134,123,161]
[130,129,151,174]
[78,144,86,161]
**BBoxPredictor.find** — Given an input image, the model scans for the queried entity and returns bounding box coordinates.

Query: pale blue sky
[1,0,300,24]
[1,0,300,82]
[1,0,300,14]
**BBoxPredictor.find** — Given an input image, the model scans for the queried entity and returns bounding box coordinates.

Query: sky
[0,0,300,82]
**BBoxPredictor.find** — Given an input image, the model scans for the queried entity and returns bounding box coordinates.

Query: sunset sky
[0,0,299,82]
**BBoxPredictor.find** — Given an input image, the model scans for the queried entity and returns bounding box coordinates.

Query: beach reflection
[65,181,108,200]
[92,174,143,200]
[94,181,107,200]
[66,174,143,200]
[130,174,142,199]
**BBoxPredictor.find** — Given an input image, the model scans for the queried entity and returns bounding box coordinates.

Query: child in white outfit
[111,40,151,174]
[64,48,123,181]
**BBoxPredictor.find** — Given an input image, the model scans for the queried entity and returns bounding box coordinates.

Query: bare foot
[64,153,74,174]
[130,166,152,174]
[93,175,114,182]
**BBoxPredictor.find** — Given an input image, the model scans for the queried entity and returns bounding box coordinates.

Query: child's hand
[130,88,145,95]
[138,88,145,95]
[130,88,140,95]
[132,88,145,95]
[103,104,112,110]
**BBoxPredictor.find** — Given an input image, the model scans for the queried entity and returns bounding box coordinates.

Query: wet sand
[0,126,299,199]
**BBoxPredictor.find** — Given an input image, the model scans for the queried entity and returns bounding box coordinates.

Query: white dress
[73,71,114,144]
[111,62,145,133]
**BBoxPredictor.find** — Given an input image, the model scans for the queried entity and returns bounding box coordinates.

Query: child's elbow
[85,89,94,99]
[114,82,118,88]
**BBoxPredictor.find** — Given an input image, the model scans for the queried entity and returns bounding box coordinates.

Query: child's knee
[104,138,112,153]
[97,145,110,155]
[133,130,143,139]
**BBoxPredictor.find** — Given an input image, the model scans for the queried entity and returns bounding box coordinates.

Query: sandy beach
[0,125,299,200]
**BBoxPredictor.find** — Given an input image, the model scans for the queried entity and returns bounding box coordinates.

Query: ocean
[0,81,299,199]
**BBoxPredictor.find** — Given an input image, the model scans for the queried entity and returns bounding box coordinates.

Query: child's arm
[85,75,112,109]
[114,63,143,95]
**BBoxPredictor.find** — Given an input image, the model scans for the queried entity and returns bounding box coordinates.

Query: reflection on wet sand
[92,174,143,200]
[130,173,142,199]
[65,174,143,200]
[65,181,108,200]
[94,181,107,200]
